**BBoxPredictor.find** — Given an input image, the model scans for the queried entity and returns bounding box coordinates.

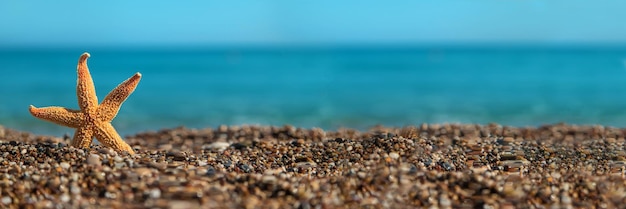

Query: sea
[2,46,626,136]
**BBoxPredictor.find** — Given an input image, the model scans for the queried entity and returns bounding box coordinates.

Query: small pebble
[206,142,230,151]
[389,152,400,160]
[150,188,162,199]
[87,154,101,166]
[60,194,70,203]
[60,162,70,170]
[1,196,11,204]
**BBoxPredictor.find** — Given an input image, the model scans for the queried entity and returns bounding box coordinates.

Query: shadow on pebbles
[1,123,626,208]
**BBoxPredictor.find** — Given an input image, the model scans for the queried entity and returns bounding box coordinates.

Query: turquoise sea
[2,46,626,136]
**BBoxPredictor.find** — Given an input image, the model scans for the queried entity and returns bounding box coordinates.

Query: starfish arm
[71,125,94,148]
[77,52,99,112]
[97,73,142,122]
[28,105,84,128]
[94,123,135,154]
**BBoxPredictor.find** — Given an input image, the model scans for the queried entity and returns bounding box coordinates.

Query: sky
[1,1,626,47]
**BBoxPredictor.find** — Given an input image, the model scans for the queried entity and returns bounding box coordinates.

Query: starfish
[29,52,141,154]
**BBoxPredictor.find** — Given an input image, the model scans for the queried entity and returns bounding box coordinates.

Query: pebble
[205,142,230,151]
[149,188,162,199]
[60,162,70,170]
[60,194,70,203]
[389,152,400,160]
[1,196,11,204]
[70,184,81,195]
[439,194,451,207]
[86,154,101,166]
[261,175,277,184]
[158,144,173,150]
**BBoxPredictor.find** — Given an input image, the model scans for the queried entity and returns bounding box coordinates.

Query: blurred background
[2,1,626,136]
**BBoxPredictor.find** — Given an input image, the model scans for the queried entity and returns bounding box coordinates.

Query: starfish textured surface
[29,52,141,154]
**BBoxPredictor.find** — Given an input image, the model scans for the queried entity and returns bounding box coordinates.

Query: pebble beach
[1,123,626,208]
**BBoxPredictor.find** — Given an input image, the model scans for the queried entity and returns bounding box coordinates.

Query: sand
[1,123,625,208]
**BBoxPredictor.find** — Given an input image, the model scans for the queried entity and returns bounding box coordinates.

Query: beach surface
[1,123,625,208]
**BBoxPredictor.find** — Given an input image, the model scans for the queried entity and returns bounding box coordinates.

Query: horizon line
[3,42,626,51]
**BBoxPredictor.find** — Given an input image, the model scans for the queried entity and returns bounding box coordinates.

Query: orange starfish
[29,52,141,154]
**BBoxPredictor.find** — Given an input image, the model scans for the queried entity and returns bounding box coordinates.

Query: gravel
[0,123,625,208]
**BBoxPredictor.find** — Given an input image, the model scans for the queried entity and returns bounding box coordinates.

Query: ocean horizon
[2,46,626,136]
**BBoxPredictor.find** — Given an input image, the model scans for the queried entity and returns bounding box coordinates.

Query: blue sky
[1,1,626,47]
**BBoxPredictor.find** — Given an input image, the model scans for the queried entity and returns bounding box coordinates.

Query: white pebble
[87,154,102,166]
[60,194,70,203]
[1,196,11,204]
[149,188,162,198]
[60,162,70,170]
[70,173,79,182]
[114,162,126,169]
[561,193,572,204]
[206,142,231,151]
[71,184,81,195]
[389,152,400,160]
[439,194,451,207]
[197,160,208,167]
